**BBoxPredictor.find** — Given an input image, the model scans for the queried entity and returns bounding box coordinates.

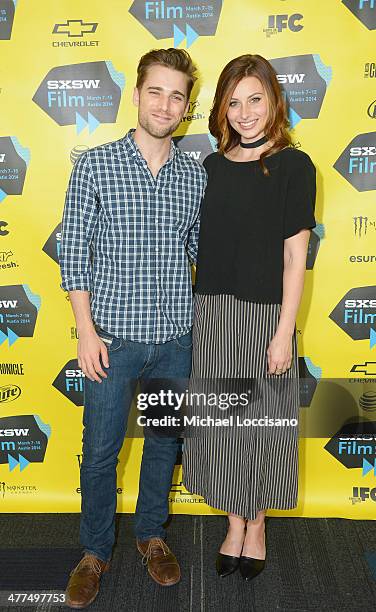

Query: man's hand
[78,329,109,383]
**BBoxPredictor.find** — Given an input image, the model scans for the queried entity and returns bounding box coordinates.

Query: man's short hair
[136,48,197,99]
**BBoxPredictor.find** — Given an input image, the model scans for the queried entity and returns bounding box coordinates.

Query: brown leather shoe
[137,537,181,586]
[65,553,110,609]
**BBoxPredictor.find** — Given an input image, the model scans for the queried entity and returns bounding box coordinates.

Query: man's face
[133,64,190,138]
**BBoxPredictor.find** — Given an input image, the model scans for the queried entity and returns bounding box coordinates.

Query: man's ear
[133,86,140,107]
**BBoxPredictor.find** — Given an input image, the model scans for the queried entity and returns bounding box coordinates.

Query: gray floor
[0,514,375,611]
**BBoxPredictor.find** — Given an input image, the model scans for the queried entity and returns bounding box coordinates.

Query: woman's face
[226,76,269,143]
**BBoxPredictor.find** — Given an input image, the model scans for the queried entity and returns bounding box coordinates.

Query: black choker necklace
[239,135,268,149]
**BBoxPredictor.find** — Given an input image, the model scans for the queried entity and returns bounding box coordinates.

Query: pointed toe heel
[216,553,240,577]
[239,556,265,581]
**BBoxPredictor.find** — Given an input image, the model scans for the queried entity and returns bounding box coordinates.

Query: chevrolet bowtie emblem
[52,19,98,38]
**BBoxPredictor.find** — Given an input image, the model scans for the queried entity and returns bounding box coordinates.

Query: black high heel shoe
[216,552,240,577]
[239,521,266,581]
[239,556,265,581]
[216,518,246,577]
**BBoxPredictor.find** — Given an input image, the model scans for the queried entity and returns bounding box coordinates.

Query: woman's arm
[267,229,310,374]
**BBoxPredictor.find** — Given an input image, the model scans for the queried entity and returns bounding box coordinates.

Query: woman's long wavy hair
[209,54,292,175]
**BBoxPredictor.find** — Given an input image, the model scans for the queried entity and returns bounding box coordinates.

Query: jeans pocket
[174,331,193,350]
[95,327,123,353]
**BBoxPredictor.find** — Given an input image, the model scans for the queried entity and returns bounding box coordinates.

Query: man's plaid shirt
[60,129,207,343]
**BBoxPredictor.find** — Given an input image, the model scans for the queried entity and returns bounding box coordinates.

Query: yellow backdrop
[0,0,376,518]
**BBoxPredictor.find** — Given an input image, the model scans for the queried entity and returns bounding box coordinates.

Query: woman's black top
[194,147,316,305]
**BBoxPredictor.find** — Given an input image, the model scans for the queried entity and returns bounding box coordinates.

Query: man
[60,48,206,609]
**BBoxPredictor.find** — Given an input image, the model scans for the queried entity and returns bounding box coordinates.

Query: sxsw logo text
[264,14,303,37]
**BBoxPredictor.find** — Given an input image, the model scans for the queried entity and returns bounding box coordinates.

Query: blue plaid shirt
[60,129,207,343]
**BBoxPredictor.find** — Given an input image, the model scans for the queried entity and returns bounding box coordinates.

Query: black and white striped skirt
[182,293,299,519]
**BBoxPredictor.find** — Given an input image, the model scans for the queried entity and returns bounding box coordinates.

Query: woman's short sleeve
[284,152,316,239]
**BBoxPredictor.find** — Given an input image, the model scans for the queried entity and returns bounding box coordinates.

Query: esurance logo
[173,133,217,164]
[0,0,16,40]
[0,137,30,204]
[53,359,84,406]
[342,0,376,30]
[0,415,51,472]
[334,133,376,192]
[33,62,125,134]
[43,223,61,265]
[269,54,332,128]
[264,13,303,37]
[329,286,376,347]
[129,1,223,48]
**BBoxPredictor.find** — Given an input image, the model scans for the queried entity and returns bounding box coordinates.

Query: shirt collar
[121,129,178,165]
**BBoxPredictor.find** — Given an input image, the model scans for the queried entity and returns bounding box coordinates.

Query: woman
[182,55,316,581]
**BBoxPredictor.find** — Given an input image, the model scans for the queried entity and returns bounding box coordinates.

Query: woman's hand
[267,332,293,375]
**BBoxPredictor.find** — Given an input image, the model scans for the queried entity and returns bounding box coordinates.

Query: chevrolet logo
[52,19,98,38]
[351,362,376,376]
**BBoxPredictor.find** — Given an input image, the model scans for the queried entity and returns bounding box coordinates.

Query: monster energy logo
[353,216,376,237]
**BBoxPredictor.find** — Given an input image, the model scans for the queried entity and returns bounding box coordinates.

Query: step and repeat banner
[0,0,376,517]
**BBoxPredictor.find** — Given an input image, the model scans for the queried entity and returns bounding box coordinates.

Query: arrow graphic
[76,112,100,135]
[8,453,30,472]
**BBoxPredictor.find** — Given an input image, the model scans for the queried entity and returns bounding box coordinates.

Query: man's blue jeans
[80,328,192,563]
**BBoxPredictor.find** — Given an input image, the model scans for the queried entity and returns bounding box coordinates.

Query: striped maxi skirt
[182,293,299,519]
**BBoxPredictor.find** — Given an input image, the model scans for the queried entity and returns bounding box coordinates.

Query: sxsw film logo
[52,19,99,47]
[306,223,324,270]
[342,0,376,30]
[329,286,376,347]
[173,133,217,164]
[298,357,322,407]
[53,359,84,406]
[0,0,16,40]
[334,133,376,192]
[0,415,51,472]
[33,62,125,135]
[0,384,21,403]
[264,14,303,38]
[269,55,332,128]
[0,250,18,270]
[42,223,61,265]
[0,137,30,204]
[325,420,376,478]
[0,285,40,347]
[129,1,223,48]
